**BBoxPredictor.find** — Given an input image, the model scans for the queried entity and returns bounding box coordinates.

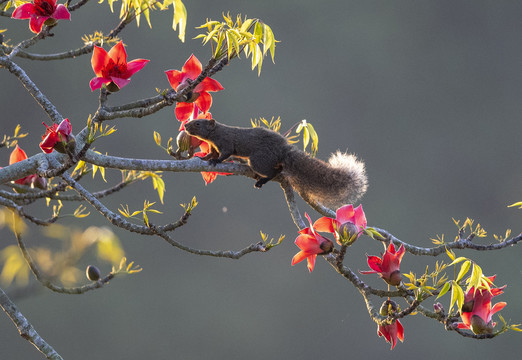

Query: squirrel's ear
[209,119,216,127]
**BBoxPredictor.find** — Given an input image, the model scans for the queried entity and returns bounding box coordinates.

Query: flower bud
[86,265,101,281]
[379,300,398,316]
[31,176,48,190]
[176,130,192,153]
[433,302,443,313]
[337,222,360,245]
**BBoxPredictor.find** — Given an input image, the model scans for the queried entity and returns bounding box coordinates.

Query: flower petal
[336,204,355,224]
[9,145,28,165]
[306,254,317,272]
[110,76,131,89]
[89,76,110,91]
[29,15,48,33]
[125,58,149,77]
[91,46,111,76]
[165,69,184,89]
[365,255,384,273]
[313,217,337,234]
[53,4,71,20]
[182,54,202,80]
[294,234,321,253]
[291,250,308,266]
[396,320,404,342]
[194,91,213,113]
[56,118,72,136]
[490,302,507,317]
[11,3,34,19]
[108,41,127,65]
[353,204,367,229]
[201,171,217,185]
[195,77,224,92]
[175,102,195,122]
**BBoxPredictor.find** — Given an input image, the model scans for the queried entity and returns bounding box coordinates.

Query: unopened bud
[433,302,443,313]
[176,131,192,153]
[31,176,48,190]
[86,265,101,281]
[379,300,398,316]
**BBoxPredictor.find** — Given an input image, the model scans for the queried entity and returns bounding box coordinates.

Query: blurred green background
[2,0,522,358]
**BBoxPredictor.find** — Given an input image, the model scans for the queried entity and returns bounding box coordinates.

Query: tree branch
[0,287,64,359]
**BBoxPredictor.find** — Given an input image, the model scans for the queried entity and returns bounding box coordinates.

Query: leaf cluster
[196,13,277,75]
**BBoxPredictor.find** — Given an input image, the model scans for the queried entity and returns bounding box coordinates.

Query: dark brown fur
[184,119,367,208]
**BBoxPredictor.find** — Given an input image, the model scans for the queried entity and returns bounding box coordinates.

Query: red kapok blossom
[8,145,47,189]
[165,54,224,121]
[360,242,405,286]
[378,300,404,350]
[194,140,232,185]
[291,213,334,272]
[12,0,70,34]
[39,118,74,154]
[378,320,404,350]
[314,204,366,244]
[458,275,507,334]
[90,41,149,92]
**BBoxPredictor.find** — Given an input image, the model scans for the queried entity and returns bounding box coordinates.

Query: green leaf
[449,256,468,266]
[154,131,162,146]
[450,281,464,313]
[172,0,187,42]
[467,263,483,292]
[436,282,451,299]
[456,260,471,282]
[508,201,522,209]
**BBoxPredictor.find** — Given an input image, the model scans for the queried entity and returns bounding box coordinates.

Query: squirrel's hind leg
[249,153,283,188]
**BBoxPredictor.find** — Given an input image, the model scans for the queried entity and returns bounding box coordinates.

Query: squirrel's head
[184,118,216,136]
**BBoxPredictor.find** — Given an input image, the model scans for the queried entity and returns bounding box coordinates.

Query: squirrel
[184,119,368,209]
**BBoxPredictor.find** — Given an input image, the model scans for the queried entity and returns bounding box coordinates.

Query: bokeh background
[2,0,522,358]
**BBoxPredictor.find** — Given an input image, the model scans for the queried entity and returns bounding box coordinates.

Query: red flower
[378,320,404,350]
[291,213,334,272]
[90,41,149,92]
[360,243,405,286]
[314,204,366,244]
[165,54,224,121]
[8,145,47,189]
[458,275,507,334]
[12,0,70,34]
[39,118,74,154]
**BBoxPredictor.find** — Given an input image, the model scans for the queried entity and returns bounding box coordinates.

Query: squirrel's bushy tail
[283,150,368,210]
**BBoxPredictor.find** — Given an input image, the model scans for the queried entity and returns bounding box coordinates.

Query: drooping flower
[378,300,404,350]
[458,275,507,334]
[12,0,71,34]
[360,242,405,286]
[378,320,404,350]
[39,118,74,154]
[314,204,366,244]
[165,54,224,121]
[291,213,334,272]
[8,145,47,189]
[89,41,149,92]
